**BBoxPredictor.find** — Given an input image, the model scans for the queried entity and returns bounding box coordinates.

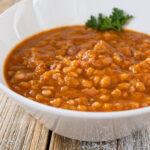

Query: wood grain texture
[0,92,50,150]
[50,129,150,150]
[0,0,19,13]
[49,133,117,150]
[118,127,150,150]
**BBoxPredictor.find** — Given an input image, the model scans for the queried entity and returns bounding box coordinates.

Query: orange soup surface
[4,26,150,111]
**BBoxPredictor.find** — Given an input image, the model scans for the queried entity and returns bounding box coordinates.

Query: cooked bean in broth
[4,25,150,111]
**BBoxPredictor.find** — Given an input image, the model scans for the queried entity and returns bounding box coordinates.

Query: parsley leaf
[86,8,133,32]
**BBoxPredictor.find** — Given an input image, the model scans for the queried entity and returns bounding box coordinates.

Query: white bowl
[1,0,150,141]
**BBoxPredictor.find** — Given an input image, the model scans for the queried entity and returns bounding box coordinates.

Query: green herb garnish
[86,8,133,32]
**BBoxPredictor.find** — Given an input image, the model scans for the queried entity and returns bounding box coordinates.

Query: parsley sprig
[86,8,133,32]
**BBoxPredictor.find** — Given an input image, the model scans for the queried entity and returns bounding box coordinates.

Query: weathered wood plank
[118,127,150,150]
[0,95,50,150]
[50,129,150,150]
[49,133,117,150]
[0,0,17,13]
[30,122,50,150]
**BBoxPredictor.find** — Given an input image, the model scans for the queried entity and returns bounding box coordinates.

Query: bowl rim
[0,82,150,119]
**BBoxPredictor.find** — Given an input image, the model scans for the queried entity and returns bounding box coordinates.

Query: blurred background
[0,0,19,13]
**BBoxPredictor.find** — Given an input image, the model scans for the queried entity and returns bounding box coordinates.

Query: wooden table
[1,1,150,149]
